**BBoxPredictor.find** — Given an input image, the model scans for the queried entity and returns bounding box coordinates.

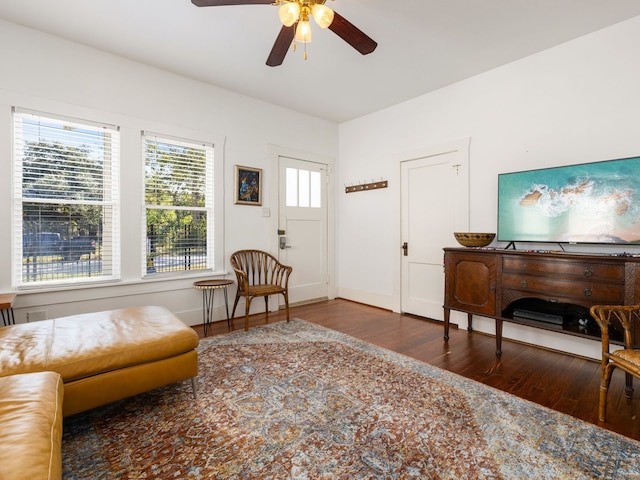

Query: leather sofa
[0,306,199,479]
[0,372,63,480]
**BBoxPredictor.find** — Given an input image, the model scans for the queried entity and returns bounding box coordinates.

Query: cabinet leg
[495,318,503,358]
[443,308,450,341]
[467,313,473,332]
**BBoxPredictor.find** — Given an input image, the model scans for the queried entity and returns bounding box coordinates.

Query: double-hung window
[143,132,214,276]
[13,108,120,287]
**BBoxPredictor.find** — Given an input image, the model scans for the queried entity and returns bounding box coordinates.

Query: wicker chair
[590,305,640,422]
[230,250,293,331]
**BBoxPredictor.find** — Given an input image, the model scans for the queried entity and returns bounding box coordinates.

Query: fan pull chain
[291,39,308,60]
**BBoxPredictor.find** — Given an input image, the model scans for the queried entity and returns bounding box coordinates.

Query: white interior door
[400,141,469,319]
[278,156,329,305]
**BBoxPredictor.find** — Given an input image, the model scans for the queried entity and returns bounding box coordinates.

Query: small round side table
[0,293,16,327]
[193,279,234,336]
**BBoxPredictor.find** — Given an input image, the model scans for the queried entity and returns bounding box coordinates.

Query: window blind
[143,132,214,275]
[13,108,120,286]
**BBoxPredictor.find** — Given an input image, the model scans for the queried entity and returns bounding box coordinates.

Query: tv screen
[498,156,640,244]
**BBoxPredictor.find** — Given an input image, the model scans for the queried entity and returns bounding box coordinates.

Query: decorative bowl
[453,232,496,247]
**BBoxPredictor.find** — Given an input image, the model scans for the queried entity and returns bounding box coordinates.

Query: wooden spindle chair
[590,304,640,422]
[230,250,292,331]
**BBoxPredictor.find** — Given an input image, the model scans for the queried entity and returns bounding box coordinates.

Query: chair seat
[610,349,640,369]
[245,284,285,297]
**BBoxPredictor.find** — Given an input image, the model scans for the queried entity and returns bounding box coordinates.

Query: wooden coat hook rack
[345,180,388,194]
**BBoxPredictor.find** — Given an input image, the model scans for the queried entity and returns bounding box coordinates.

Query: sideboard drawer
[502,256,625,283]
[501,273,625,303]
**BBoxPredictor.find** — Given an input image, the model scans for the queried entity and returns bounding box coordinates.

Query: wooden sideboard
[443,248,640,357]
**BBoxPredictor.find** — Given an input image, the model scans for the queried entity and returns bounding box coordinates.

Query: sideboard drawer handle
[584,288,592,297]
[584,269,593,277]
[521,281,528,288]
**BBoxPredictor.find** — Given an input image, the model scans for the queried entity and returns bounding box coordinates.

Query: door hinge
[322,166,331,184]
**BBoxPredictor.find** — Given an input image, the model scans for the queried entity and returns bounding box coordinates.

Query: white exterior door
[400,140,470,319]
[278,156,329,305]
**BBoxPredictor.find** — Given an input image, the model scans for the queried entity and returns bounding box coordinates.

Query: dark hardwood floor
[193,298,640,441]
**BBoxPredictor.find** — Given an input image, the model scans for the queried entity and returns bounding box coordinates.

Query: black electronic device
[513,308,564,325]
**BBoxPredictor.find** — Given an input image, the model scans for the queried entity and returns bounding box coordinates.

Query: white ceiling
[2,1,640,123]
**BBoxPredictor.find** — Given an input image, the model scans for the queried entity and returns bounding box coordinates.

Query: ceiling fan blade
[191,0,272,6]
[328,11,377,55]
[266,25,295,67]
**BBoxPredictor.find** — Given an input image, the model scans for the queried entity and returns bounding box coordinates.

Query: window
[13,108,120,287]
[286,167,321,208]
[143,132,214,276]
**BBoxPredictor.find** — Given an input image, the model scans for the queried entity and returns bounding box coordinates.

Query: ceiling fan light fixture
[295,18,312,43]
[278,2,301,27]
[311,4,334,28]
[189,0,378,66]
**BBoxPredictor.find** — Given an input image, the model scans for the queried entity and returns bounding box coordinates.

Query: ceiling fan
[191,0,378,66]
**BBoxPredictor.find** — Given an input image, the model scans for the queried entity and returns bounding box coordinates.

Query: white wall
[0,19,338,325]
[337,16,640,359]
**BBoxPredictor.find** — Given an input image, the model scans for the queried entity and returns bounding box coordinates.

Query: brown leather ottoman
[0,306,199,416]
[0,371,63,480]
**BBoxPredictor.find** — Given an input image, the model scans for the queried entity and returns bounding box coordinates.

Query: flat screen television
[497,156,640,245]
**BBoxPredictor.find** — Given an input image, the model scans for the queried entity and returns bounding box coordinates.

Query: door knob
[402,242,408,256]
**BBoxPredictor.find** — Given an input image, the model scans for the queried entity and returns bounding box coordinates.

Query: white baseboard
[337,287,395,311]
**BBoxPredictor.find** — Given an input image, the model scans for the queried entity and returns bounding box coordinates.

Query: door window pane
[310,171,321,208]
[286,167,321,208]
[286,167,298,207]
[299,170,310,207]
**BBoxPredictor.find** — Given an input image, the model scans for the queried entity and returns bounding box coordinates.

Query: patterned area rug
[63,319,640,479]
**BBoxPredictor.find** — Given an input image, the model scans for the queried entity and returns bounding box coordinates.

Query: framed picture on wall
[234,165,262,206]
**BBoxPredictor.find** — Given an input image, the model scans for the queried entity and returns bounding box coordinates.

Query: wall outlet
[27,310,47,322]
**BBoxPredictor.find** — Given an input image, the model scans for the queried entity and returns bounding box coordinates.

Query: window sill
[14,270,231,309]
